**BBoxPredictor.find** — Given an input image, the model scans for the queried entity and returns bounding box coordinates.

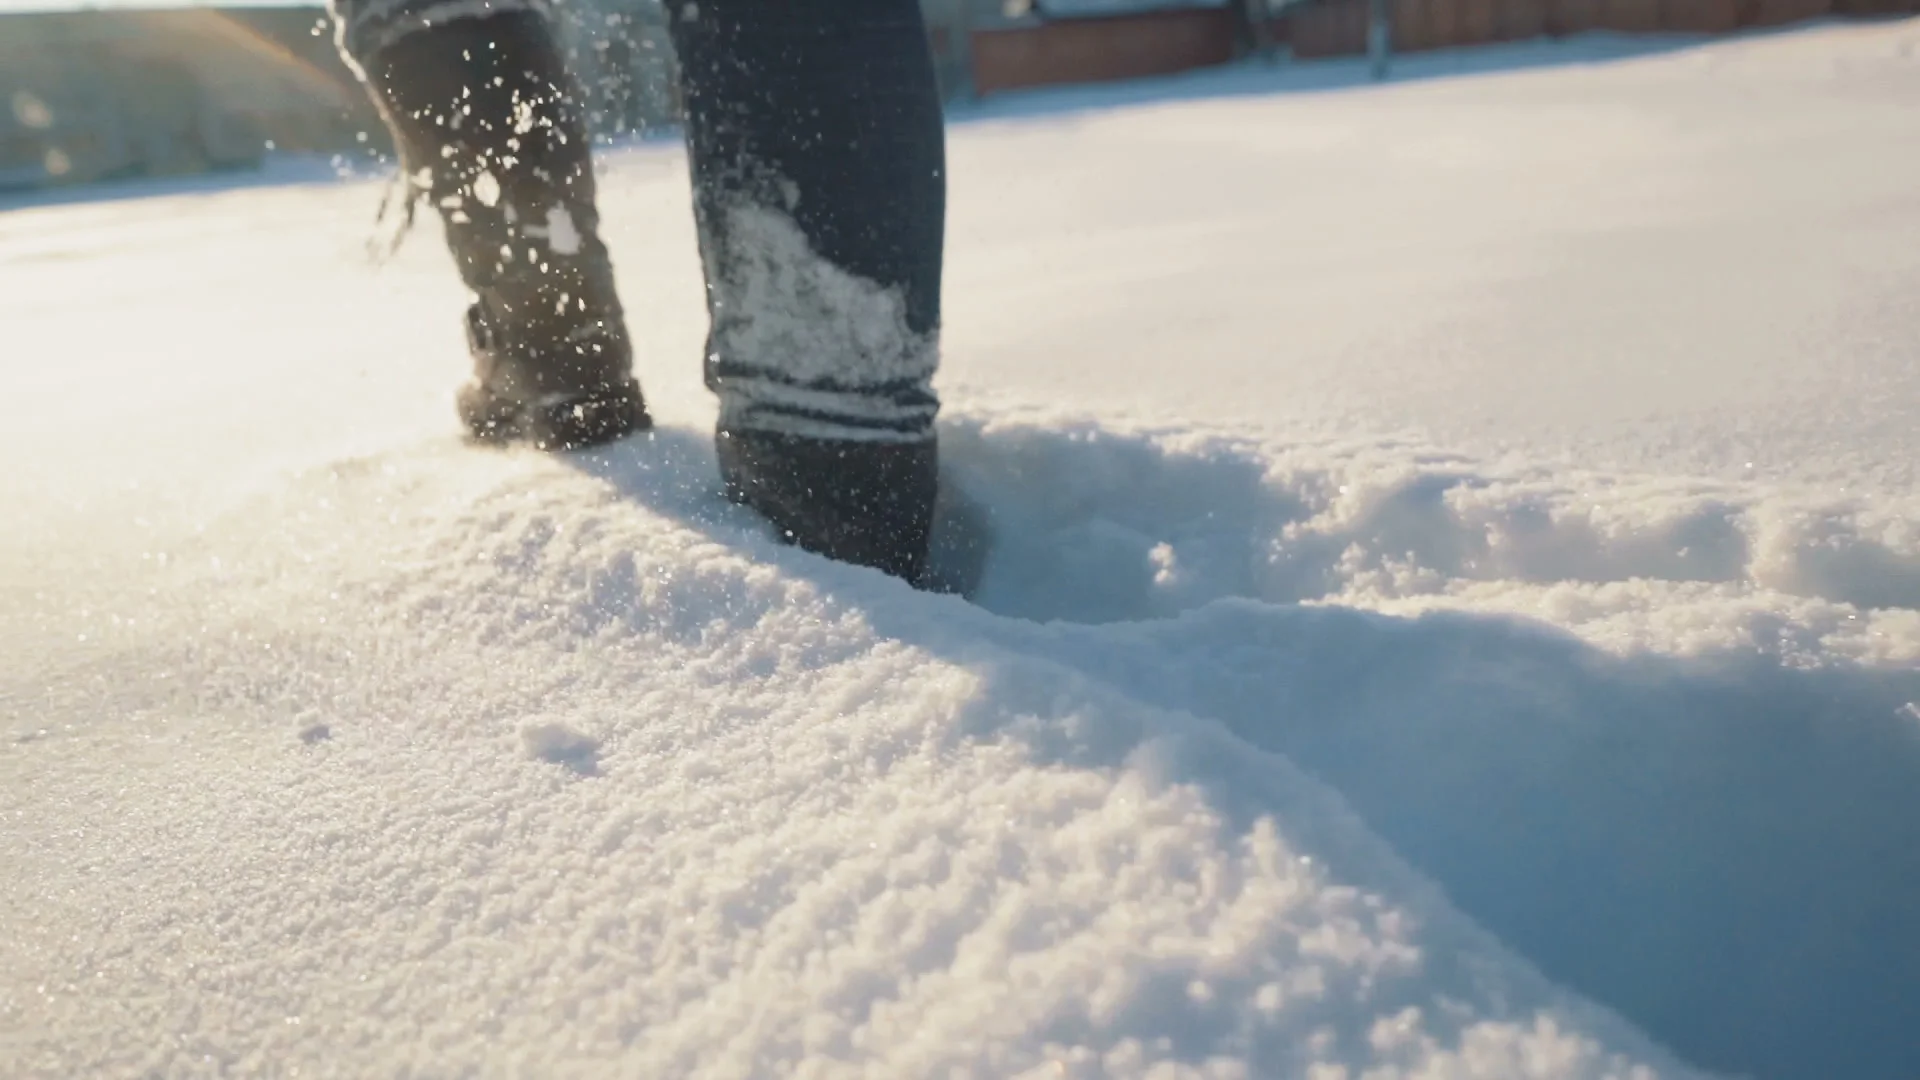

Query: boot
[366,13,648,449]
[717,429,937,585]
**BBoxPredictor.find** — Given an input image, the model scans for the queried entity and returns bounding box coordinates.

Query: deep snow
[5,21,1920,1080]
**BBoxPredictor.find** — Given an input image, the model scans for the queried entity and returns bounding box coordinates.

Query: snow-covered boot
[362,12,648,449]
[717,430,938,585]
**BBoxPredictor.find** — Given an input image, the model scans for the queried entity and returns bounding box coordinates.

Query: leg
[669,0,948,583]
[330,0,648,449]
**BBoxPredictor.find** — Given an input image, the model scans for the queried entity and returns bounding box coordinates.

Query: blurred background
[0,0,1903,192]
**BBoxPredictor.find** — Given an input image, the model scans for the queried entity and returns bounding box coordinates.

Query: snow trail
[929,413,1920,1079]
[10,410,1915,1077]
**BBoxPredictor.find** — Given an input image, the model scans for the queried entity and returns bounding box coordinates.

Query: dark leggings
[333,0,946,441]
[670,0,947,439]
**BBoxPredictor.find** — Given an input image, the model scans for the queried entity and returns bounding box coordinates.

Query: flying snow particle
[12,91,54,130]
[471,170,501,208]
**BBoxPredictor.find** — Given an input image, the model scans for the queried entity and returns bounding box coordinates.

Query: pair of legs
[329,0,947,581]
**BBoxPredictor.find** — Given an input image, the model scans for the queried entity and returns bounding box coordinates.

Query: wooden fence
[969,9,1242,94]
[962,0,1910,90]
[1291,0,1887,58]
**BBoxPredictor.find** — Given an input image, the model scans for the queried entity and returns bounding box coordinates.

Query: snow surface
[6,22,1920,1080]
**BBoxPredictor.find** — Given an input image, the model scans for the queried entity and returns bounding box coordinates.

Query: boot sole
[459,379,653,452]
